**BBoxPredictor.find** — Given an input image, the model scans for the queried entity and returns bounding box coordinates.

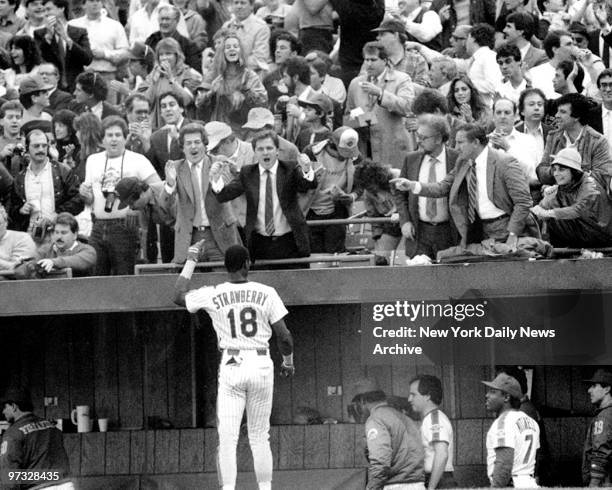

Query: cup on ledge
[98,418,109,432]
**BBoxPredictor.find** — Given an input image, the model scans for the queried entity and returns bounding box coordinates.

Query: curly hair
[447,75,487,122]
[353,159,393,192]
[8,35,41,72]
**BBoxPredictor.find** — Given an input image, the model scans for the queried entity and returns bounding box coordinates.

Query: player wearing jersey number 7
[173,241,294,490]
[482,373,540,488]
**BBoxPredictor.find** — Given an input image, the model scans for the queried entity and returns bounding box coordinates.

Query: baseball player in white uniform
[174,243,295,490]
[482,373,540,488]
[408,375,457,489]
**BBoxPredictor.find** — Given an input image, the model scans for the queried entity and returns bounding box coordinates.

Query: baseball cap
[129,42,155,64]
[298,92,333,114]
[551,148,583,172]
[205,121,233,152]
[371,18,406,34]
[569,21,589,38]
[481,373,523,399]
[584,369,612,385]
[242,107,275,130]
[331,126,359,159]
[19,74,53,95]
[115,177,142,210]
[352,377,380,395]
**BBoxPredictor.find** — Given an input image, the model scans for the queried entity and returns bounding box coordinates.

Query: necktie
[191,163,203,227]
[169,137,181,158]
[467,159,478,224]
[426,156,438,220]
[264,170,275,236]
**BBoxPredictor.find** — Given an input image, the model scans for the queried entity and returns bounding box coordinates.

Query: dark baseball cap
[115,177,142,209]
[482,373,523,399]
[372,18,406,35]
[19,74,53,95]
[569,21,588,38]
[298,92,333,114]
[584,369,612,385]
[129,42,155,64]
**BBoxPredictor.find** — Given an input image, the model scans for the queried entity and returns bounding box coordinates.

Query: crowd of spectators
[1,0,612,277]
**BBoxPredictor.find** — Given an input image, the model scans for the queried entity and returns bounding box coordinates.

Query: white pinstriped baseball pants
[216,350,274,488]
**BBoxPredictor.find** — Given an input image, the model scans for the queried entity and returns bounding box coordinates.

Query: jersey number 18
[228,307,258,338]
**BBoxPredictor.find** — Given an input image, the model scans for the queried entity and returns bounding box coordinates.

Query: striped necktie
[426,156,438,220]
[264,170,275,236]
[467,159,478,224]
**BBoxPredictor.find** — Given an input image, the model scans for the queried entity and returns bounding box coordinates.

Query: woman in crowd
[531,147,612,248]
[354,159,402,265]
[138,37,202,129]
[53,109,80,173]
[196,33,267,135]
[7,35,42,87]
[73,113,103,182]
[446,75,491,126]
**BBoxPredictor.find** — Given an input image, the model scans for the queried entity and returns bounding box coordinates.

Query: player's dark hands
[186,239,205,262]
[280,362,295,377]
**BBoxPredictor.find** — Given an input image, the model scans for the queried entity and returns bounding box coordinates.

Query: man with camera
[9,129,82,241]
[0,101,26,178]
[79,116,160,275]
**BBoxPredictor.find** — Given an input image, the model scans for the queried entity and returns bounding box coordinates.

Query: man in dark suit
[503,12,548,71]
[146,92,191,177]
[164,122,241,264]
[395,115,459,259]
[71,71,122,121]
[35,0,92,92]
[145,91,190,262]
[145,4,201,72]
[39,63,72,115]
[392,123,532,249]
[213,130,317,261]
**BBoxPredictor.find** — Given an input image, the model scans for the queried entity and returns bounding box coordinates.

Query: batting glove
[186,239,206,263]
[280,362,295,377]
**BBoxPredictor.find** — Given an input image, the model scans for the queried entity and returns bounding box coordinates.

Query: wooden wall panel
[571,367,592,415]
[94,315,119,422]
[64,433,81,476]
[166,313,193,428]
[455,419,483,465]
[456,366,488,418]
[545,366,572,411]
[44,318,70,421]
[80,433,105,476]
[203,428,218,473]
[19,323,45,416]
[303,424,329,469]
[69,316,95,414]
[329,424,355,468]
[143,314,169,421]
[154,429,180,473]
[270,425,280,470]
[340,307,364,422]
[105,431,130,475]
[129,430,155,475]
[117,314,143,429]
[179,429,205,473]
[278,425,304,470]
[288,307,316,423]
[314,307,343,421]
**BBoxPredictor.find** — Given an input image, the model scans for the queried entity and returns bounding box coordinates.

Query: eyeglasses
[452,35,467,41]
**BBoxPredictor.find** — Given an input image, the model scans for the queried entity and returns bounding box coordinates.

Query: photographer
[9,129,82,240]
[0,100,26,178]
[79,116,160,275]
